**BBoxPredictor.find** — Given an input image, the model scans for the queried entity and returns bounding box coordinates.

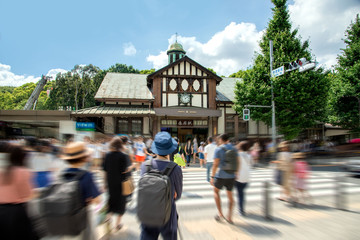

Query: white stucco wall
[259,121,268,135]
[143,117,150,135]
[248,120,257,135]
[104,117,114,134]
[218,108,225,134]
[192,94,202,107]
[168,93,178,106]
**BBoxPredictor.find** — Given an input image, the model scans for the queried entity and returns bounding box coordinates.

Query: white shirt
[236,152,252,183]
[134,142,146,156]
[28,151,54,172]
[204,143,217,163]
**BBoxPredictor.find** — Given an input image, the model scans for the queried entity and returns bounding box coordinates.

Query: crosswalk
[125,168,360,211]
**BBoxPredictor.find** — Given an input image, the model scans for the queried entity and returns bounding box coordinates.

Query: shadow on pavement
[245,213,294,226]
[231,222,281,236]
[286,203,335,211]
[100,230,139,240]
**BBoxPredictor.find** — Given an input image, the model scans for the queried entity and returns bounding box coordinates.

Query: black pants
[235,182,248,214]
[0,203,39,240]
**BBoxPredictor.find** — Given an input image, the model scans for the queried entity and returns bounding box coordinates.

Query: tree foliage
[329,14,360,133]
[233,0,329,140]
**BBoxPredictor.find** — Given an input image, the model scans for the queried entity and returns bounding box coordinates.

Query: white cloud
[0,63,67,87]
[147,22,263,76]
[289,0,360,68]
[123,42,137,56]
[147,1,360,75]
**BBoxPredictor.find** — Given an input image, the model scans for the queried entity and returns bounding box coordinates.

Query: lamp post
[269,40,277,149]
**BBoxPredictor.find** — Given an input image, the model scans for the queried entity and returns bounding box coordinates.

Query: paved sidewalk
[98,188,360,240]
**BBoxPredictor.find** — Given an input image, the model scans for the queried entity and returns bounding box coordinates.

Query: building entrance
[160,127,208,145]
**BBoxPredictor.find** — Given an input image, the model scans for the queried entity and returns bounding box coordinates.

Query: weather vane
[175,32,178,42]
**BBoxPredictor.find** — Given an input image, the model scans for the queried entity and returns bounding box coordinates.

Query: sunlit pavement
[96,166,360,240]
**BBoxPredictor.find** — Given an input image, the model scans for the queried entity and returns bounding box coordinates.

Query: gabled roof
[147,56,222,85]
[216,77,241,102]
[95,73,153,101]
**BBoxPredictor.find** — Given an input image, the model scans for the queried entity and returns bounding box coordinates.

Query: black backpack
[137,160,177,227]
[221,146,239,173]
[40,171,87,236]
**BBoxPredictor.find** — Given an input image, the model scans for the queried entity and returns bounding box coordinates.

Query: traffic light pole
[269,40,277,149]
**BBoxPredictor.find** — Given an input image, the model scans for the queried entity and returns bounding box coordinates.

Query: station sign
[76,122,95,131]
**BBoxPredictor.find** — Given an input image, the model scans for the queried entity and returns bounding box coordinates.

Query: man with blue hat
[139,131,183,240]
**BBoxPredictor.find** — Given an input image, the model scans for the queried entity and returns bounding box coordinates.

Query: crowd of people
[0,133,313,240]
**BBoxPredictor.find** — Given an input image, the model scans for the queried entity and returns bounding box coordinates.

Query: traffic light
[288,58,308,71]
[243,109,250,121]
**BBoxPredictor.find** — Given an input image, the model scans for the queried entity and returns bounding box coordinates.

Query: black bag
[137,160,177,227]
[275,169,283,185]
[40,171,87,236]
[221,146,238,173]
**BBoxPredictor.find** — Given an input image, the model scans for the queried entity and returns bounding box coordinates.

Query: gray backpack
[40,171,87,236]
[137,160,177,227]
[221,146,239,173]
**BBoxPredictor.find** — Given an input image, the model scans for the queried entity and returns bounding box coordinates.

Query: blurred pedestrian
[293,152,311,204]
[0,145,39,240]
[235,141,253,216]
[139,132,183,240]
[103,137,132,232]
[134,136,149,171]
[198,141,205,168]
[276,141,294,202]
[211,134,237,224]
[192,137,198,164]
[25,137,53,188]
[184,138,193,167]
[204,137,217,182]
[171,137,186,167]
[250,141,260,166]
[59,141,101,240]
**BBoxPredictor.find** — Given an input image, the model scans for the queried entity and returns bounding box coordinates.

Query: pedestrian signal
[243,109,250,121]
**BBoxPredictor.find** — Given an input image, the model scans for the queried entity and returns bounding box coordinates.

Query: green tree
[233,0,329,140]
[0,86,15,94]
[140,69,155,74]
[229,69,250,78]
[329,14,360,134]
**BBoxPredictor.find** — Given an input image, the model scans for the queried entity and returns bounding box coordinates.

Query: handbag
[122,176,135,196]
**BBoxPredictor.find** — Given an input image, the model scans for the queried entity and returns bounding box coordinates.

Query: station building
[72,42,273,142]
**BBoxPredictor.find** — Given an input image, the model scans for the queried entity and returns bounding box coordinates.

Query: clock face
[180,93,191,104]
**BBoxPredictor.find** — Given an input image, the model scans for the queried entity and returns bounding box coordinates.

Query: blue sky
[0,0,359,86]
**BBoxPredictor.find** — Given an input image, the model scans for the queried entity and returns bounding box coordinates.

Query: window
[116,117,143,136]
[117,119,128,134]
[131,119,142,136]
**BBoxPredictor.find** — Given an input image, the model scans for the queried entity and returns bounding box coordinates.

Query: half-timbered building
[72,41,273,142]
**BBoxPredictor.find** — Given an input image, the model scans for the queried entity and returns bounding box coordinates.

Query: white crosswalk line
[99,168,360,212]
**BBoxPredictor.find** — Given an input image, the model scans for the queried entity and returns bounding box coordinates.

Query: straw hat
[292,152,306,159]
[61,142,92,160]
[278,141,289,149]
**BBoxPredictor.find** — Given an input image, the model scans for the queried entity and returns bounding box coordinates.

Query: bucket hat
[151,132,178,155]
[61,142,92,160]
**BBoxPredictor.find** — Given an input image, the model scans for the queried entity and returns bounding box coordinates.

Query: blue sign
[272,66,284,77]
[76,122,95,131]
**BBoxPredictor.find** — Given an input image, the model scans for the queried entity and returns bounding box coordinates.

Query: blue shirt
[140,159,183,231]
[64,168,101,205]
[213,143,236,179]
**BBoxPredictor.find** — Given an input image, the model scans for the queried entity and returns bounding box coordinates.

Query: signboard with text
[76,122,95,131]
[177,120,193,127]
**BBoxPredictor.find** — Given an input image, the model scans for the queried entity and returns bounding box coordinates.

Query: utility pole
[269,40,277,148]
